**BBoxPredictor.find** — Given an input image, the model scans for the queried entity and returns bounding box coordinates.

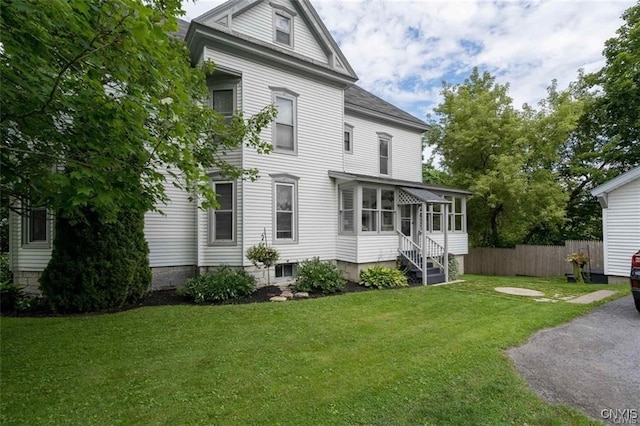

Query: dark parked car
[631,250,640,313]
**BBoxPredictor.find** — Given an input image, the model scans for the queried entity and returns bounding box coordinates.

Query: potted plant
[246,242,279,285]
[566,251,590,284]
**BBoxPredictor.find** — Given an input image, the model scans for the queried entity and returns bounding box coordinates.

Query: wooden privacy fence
[465,240,604,277]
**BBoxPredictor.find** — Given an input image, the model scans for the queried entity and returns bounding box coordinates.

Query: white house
[591,166,640,282]
[10,0,470,291]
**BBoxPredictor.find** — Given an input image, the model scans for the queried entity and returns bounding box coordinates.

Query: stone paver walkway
[566,290,618,304]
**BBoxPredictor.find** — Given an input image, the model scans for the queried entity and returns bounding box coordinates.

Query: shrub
[293,257,346,294]
[40,208,151,313]
[359,266,408,289]
[0,252,12,284]
[0,282,25,313]
[448,254,460,281]
[178,265,256,303]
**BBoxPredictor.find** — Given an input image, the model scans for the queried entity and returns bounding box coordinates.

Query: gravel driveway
[508,295,640,424]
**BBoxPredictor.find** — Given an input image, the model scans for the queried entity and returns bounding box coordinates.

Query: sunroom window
[361,187,378,232]
[339,187,355,233]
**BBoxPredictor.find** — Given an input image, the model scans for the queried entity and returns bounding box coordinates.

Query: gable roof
[176,18,190,39]
[591,166,640,208]
[345,85,429,132]
[191,0,357,82]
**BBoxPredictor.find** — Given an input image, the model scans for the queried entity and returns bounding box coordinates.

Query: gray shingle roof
[345,85,429,131]
[176,18,190,39]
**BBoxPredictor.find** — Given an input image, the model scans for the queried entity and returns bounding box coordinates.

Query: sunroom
[329,171,470,284]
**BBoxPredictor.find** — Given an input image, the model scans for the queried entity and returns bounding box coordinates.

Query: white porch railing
[424,236,445,270]
[397,231,446,280]
[398,232,423,270]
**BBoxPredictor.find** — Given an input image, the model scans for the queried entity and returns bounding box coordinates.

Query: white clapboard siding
[225,0,329,64]
[425,232,469,256]
[343,114,423,182]
[9,211,53,271]
[603,178,640,277]
[356,234,398,263]
[336,235,357,263]
[202,47,343,266]
[144,176,197,267]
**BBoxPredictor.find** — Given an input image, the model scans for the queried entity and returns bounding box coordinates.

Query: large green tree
[1,0,275,311]
[554,3,640,241]
[425,69,570,247]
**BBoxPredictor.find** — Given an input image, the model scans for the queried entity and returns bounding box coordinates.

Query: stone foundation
[151,265,197,290]
[12,271,42,295]
[12,265,198,294]
[336,260,397,282]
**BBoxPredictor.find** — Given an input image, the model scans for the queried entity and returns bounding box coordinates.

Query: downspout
[422,201,427,286]
[444,202,449,283]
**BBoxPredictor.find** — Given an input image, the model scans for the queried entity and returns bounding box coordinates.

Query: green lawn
[1,276,629,425]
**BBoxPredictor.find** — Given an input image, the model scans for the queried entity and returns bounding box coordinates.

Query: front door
[400,205,412,237]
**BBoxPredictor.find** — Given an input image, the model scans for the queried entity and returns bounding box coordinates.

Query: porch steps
[398,255,446,285]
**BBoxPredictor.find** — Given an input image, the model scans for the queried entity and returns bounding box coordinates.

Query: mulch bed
[4,280,425,317]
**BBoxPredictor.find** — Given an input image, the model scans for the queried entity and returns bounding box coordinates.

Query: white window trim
[359,186,396,234]
[344,123,353,154]
[211,83,237,123]
[208,180,237,246]
[21,204,51,248]
[445,195,466,233]
[338,184,356,235]
[270,3,296,48]
[271,173,299,244]
[271,88,299,155]
[380,188,396,233]
[377,132,392,176]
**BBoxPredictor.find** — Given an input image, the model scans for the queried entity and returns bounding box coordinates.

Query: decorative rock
[294,292,309,299]
[494,287,545,297]
[270,296,288,302]
[281,291,294,299]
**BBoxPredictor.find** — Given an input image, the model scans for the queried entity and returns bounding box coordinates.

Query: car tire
[635,297,640,313]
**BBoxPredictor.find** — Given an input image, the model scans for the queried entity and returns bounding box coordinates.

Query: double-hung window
[272,4,295,47]
[210,181,235,243]
[275,13,292,45]
[339,186,355,233]
[275,183,294,239]
[377,133,392,175]
[22,205,49,246]
[212,88,235,124]
[344,124,353,154]
[271,88,299,153]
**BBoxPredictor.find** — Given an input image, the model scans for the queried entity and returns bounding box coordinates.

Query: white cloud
[181,0,635,119]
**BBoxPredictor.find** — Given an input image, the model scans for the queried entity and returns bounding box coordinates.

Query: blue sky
[181,0,635,122]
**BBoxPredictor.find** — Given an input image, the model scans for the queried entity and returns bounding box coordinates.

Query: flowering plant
[566,252,590,267]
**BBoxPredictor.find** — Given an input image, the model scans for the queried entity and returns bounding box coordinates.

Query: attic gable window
[270,3,296,47]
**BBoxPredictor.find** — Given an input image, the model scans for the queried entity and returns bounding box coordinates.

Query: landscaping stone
[294,292,309,298]
[270,296,288,302]
[494,287,545,297]
[281,291,294,299]
[566,290,617,304]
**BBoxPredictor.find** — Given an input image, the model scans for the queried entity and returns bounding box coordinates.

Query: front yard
[0,276,629,425]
